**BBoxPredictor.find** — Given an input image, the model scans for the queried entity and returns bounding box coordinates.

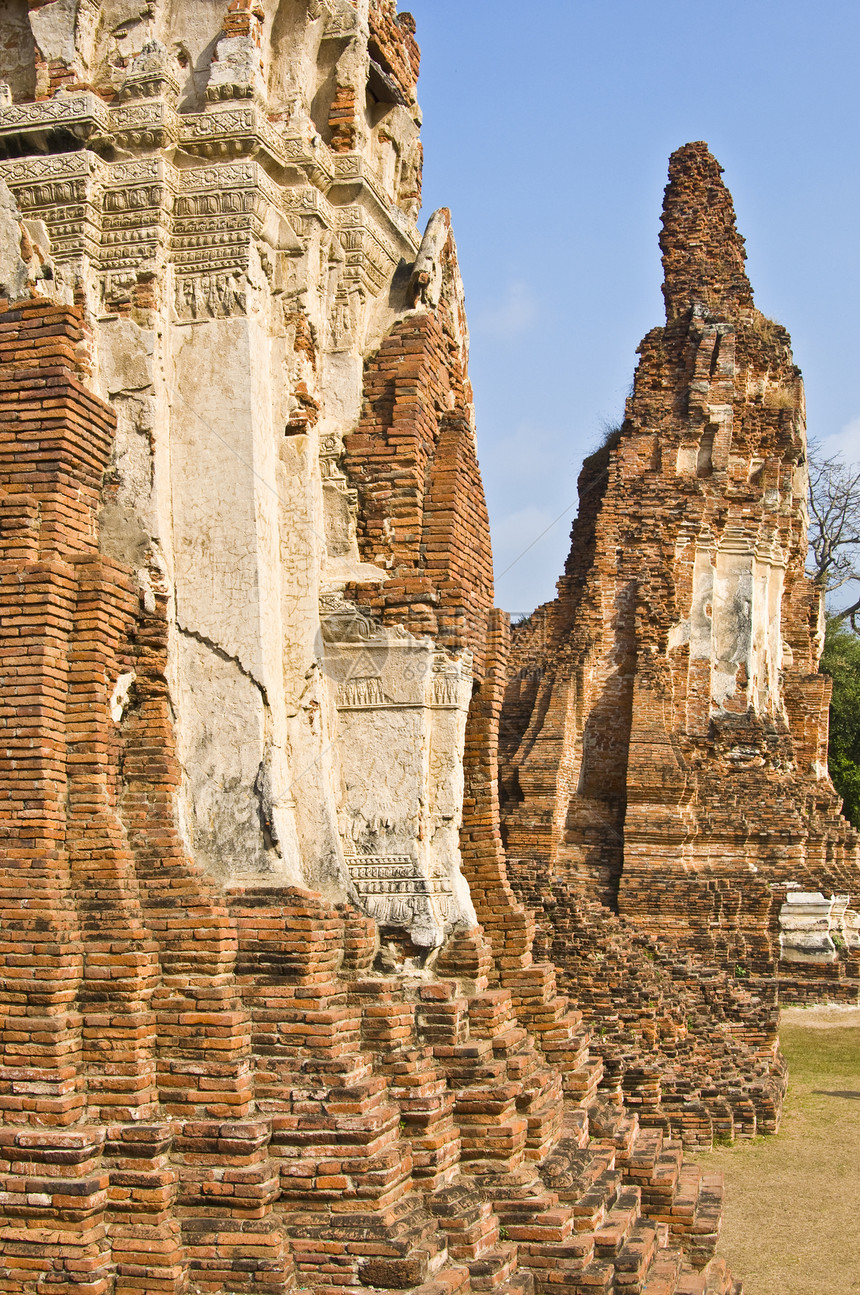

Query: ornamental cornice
[179,105,286,168]
[108,100,179,150]
[0,92,110,143]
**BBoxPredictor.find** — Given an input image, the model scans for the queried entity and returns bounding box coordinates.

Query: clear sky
[406,0,860,615]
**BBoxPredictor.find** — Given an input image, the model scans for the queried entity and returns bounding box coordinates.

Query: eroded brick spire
[660,141,753,322]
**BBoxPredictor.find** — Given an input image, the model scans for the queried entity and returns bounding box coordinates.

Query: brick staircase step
[626,1128,664,1176]
[592,1188,641,1257]
[641,1248,684,1295]
[614,1219,659,1289]
[401,1264,473,1295]
[568,1259,615,1293]
[675,1255,741,1295]
[496,1271,535,1295]
[650,1145,684,1193]
[467,1243,519,1291]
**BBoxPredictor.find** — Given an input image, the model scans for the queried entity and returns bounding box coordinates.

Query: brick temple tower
[501,142,859,992]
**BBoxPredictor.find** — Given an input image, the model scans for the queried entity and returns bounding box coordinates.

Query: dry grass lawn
[696,1006,860,1295]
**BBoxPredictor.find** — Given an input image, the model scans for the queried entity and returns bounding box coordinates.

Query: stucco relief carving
[680,521,789,717]
[344,854,455,933]
[0,91,109,135]
[0,150,97,241]
[338,675,389,707]
[323,602,475,945]
[115,39,181,104]
[109,100,178,149]
[323,2,360,39]
[181,106,286,165]
[174,271,248,320]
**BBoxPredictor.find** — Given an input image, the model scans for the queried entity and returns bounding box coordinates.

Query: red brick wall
[343,306,494,671]
[369,1,420,101]
[0,299,122,1128]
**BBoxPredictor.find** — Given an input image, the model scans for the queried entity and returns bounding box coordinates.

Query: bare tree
[806,439,860,630]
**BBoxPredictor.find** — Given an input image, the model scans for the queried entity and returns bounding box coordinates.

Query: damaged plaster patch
[29,0,79,66]
[254,759,279,849]
[110,671,136,722]
[137,547,168,616]
[178,621,267,695]
[99,502,151,568]
[667,619,690,650]
[0,181,37,301]
[0,200,73,304]
[173,623,298,883]
[98,318,155,395]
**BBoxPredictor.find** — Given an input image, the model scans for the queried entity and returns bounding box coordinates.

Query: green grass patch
[695,1013,860,1295]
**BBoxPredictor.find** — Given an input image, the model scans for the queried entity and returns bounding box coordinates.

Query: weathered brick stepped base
[507,859,786,1152]
[777,962,860,1005]
[4,7,843,1290]
[0,296,741,1294]
[500,143,860,1133]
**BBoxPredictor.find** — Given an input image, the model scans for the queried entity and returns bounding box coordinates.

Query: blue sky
[406,0,860,614]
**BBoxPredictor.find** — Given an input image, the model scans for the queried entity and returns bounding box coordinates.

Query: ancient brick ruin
[0,3,856,1294]
[501,142,860,1141]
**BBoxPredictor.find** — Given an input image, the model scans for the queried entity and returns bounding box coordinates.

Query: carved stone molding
[338,205,398,295]
[109,101,179,150]
[344,854,454,933]
[0,93,110,144]
[180,105,286,166]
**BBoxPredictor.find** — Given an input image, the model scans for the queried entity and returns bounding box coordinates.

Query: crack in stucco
[176,621,269,704]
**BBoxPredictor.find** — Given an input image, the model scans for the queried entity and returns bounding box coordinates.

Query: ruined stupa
[500,143,860,1128]
[0,1,855,1292]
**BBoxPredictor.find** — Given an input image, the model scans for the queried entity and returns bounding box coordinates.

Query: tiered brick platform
[506,860,786,1152]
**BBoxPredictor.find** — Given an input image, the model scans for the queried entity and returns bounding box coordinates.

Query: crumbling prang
[501,142,860,1144]
[0,3,854,1293]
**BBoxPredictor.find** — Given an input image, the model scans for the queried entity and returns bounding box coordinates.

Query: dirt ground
[696,1005,860,1295]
